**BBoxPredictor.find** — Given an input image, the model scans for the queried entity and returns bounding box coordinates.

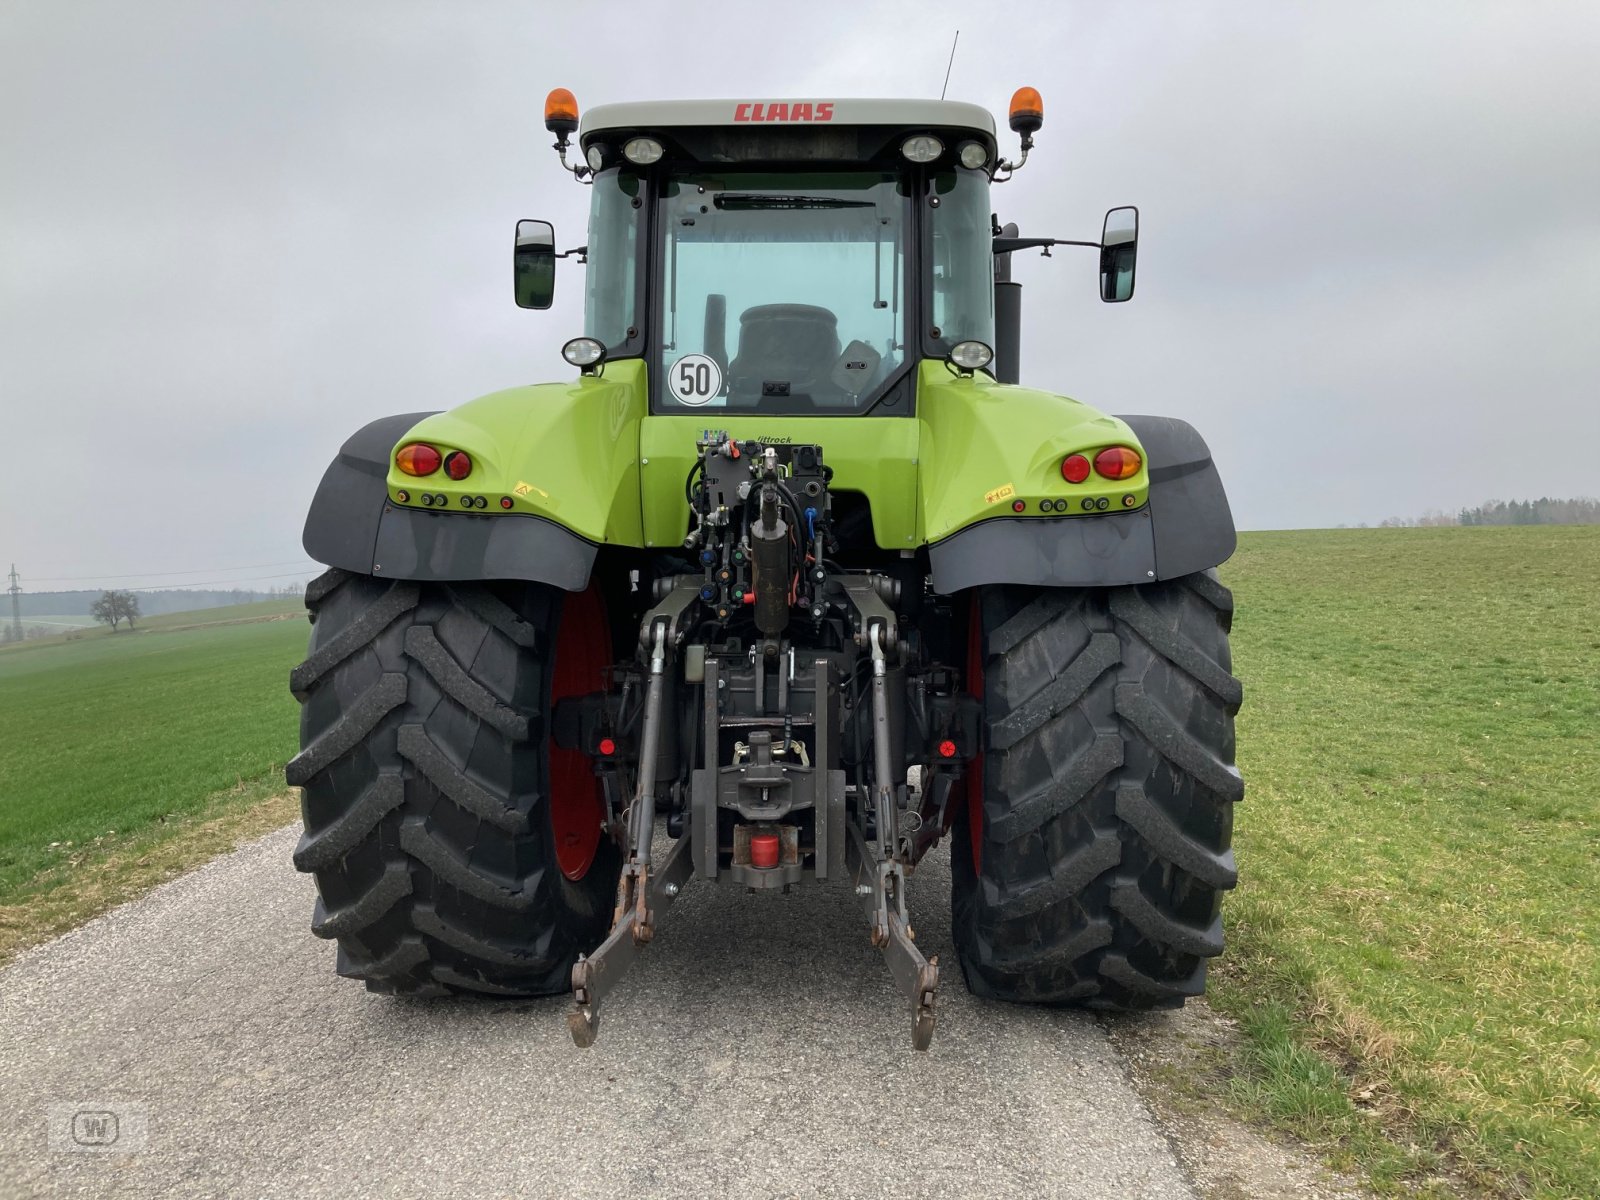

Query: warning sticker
[984,483,1016,506]
[669,353,722,406]
[513,481,547,499]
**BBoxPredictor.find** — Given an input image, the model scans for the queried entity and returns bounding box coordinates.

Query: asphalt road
[0,825,1198,1199]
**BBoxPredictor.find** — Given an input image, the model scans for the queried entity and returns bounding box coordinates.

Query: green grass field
[0,614,305,901]
[1217,526,1600,1197]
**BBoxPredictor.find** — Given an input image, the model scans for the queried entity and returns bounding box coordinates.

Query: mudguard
[926,414,1235,593]
[300,411,600,591]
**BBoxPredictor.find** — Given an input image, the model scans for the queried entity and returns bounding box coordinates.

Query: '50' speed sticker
[669,353,722,406]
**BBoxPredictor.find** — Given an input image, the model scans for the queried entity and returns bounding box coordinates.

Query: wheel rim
[965,594,985,875]
[549,585,609,882]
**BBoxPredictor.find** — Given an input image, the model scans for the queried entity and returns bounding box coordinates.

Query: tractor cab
[516,92,1133,413]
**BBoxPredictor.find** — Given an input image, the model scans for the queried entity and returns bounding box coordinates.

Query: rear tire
[286,568,621,996]
[951,571,1243,1008]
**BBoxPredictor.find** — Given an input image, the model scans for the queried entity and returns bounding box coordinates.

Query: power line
[28,557,316,584]
[118,569,318,593]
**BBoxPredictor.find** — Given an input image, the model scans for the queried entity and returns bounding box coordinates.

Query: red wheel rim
[965,595,986,875]
[549,585,608,881]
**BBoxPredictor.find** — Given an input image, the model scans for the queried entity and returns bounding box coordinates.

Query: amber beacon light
[545,88,579,135]
[1009,86,1044,135]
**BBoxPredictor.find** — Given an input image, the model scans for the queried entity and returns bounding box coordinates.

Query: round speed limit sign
[669,353,722,406]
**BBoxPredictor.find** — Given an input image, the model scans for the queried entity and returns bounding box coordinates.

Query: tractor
[287,88,1243,1050]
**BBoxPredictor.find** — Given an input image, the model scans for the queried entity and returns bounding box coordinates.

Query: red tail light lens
[443,451,473,481]
[938,739,958,759]
[1093,446,1142,481]
[396,443,441,476]
[1061,453,1091,484]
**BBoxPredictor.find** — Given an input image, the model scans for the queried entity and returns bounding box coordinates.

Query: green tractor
[287,87,1243,1050]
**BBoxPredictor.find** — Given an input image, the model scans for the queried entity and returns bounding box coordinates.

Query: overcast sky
[3,1,1597,593]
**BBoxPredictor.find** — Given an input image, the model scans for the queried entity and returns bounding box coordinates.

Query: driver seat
[727,304,840,399]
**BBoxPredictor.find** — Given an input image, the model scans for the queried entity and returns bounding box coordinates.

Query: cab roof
[579,98,996,145]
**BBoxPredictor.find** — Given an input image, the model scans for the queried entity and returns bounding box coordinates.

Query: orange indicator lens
[1093,446,1142,481]
[396,443,441,476]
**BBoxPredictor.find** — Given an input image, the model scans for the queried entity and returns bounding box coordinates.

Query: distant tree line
[12,585,302,619]
[1371,497,1600,529]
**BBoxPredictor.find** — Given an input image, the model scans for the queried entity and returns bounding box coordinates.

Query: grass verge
[1206,526,1600,1198]
[0,605,307,964]
[0,777,298,966]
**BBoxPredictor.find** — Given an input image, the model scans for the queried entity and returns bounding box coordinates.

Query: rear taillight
[396,443,441,476]
[1093,446,1142,481]
[1061,453,1091,484]
[443,451,472,481]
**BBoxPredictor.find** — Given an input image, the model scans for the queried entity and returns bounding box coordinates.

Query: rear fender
[300,363,647,590]
[923,382,1235,593]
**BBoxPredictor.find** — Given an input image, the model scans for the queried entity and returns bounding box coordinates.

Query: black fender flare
[927,415,1236,593]
[301,412,599,591]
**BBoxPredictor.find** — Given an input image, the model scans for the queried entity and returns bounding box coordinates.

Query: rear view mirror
[1099,206,1138,303]
[514,219,556,309]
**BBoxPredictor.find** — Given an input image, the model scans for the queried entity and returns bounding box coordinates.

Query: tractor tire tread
[412,903,553,966]
[986,734,1123,842]
[444,584,543,649]
[1109,880,1226,957]
[953,572,1242,1011]
[289,583,418,698]
[987,829,1123,919]
[989,631,1120,751]
[1114,782,1237,888]
[398,816,546,911]
[336,935,430,981]
[289,576,618,998]
[402,625,531,739]
[395,724,531,834]
[285,672,408,786]
[292,771,406,872]
[310,859,412,940]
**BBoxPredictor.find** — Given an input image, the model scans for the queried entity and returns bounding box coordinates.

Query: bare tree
[91,589,142,632]
[91,591,122,631]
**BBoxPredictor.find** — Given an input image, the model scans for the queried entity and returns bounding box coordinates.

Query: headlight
[948,340,994,372]
[585,145,606,172]
[958,141,989,170]
[901,135,943,164]
[562,337,607,369]
[622,137,663,165]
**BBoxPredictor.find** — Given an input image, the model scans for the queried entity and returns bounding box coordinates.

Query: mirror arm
[992,236,1103,256]
[555,245,588,260]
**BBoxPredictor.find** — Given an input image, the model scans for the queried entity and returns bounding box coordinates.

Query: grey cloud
[2,0,1596,589]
